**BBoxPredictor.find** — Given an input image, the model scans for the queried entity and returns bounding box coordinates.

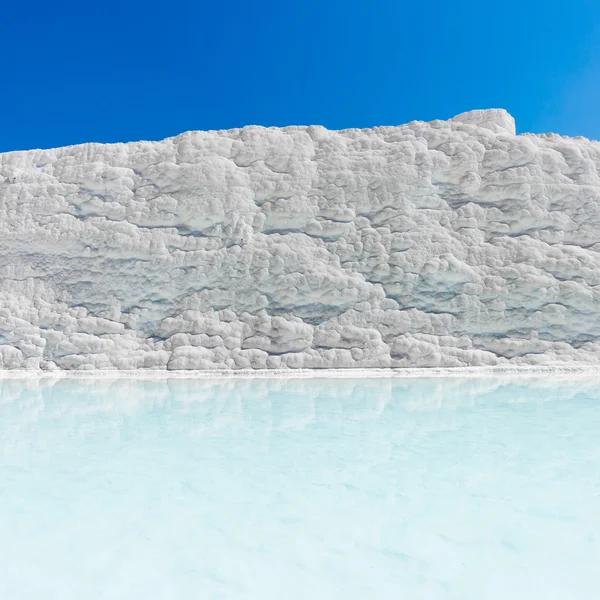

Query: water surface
[1,376,599,599]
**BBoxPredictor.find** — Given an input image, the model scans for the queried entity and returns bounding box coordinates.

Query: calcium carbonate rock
[1,108,600,370]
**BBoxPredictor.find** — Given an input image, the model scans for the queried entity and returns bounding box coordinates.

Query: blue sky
[2,0,600,152]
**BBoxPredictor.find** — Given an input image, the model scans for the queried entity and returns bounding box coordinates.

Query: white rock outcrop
[1,109,599,370]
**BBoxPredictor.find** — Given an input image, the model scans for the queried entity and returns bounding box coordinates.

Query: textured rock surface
[1,109,600,370]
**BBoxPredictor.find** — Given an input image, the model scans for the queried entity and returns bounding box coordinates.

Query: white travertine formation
[1,109,600,370]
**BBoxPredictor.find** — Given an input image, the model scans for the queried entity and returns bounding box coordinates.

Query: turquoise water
[1,376,599,599]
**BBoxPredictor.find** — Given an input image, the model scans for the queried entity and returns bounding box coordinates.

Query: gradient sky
[2,0,600,152]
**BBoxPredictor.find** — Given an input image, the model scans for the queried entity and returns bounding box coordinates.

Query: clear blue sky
[2,0,600,152]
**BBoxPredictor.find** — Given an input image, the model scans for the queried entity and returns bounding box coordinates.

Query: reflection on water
[1,376,600,599]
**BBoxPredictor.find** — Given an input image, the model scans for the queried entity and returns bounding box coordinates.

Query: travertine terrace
[1,109,599,370]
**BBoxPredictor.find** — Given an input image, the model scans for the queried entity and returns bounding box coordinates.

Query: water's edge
[1,365,600,380]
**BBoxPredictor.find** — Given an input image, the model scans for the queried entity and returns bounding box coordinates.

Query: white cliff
[1,109,599,370]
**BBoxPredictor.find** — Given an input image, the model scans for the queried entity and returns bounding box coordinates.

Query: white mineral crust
[1,109,599,370]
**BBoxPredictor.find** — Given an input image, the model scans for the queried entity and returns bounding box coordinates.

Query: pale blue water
[1,376,599,600]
